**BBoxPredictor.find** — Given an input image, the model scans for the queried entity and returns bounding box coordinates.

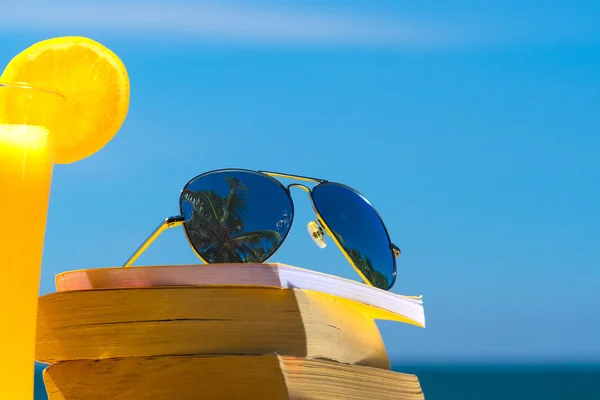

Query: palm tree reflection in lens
[182,177,283,263]
[331,231,391,290]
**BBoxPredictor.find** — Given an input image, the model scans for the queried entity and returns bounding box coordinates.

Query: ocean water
[34,362,600,399]
[394,364,600,400]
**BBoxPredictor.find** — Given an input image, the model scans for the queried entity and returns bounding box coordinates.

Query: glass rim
[0,80,66,100]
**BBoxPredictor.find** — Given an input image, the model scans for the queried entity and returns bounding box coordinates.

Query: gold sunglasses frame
[122,169,400,290]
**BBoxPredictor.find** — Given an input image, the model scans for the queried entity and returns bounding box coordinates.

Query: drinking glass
[0,81,64,399]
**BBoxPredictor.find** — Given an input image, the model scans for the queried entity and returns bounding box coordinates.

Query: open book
[54,262,425,327]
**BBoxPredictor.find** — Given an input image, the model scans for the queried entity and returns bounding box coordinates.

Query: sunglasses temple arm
[122,215,186,267]
[390,243,401,258]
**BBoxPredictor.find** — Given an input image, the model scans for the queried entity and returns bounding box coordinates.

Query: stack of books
[36,263,426,399]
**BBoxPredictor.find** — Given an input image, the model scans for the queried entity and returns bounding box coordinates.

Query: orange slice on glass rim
[1,36,130,164]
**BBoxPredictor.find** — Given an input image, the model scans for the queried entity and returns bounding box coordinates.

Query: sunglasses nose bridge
[287,183,312,194]
[287,183,321,217]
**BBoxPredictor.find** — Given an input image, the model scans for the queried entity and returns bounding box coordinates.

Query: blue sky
[2,0,599,363]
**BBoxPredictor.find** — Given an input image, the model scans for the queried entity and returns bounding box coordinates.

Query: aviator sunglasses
[123,169,401,290]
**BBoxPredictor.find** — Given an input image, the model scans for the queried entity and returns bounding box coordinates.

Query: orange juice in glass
[0,81,64,399]
[0,35,130,399]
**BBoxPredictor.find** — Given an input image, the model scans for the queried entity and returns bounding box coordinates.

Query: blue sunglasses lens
[311,183,395,290]
[179,170,293,263]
